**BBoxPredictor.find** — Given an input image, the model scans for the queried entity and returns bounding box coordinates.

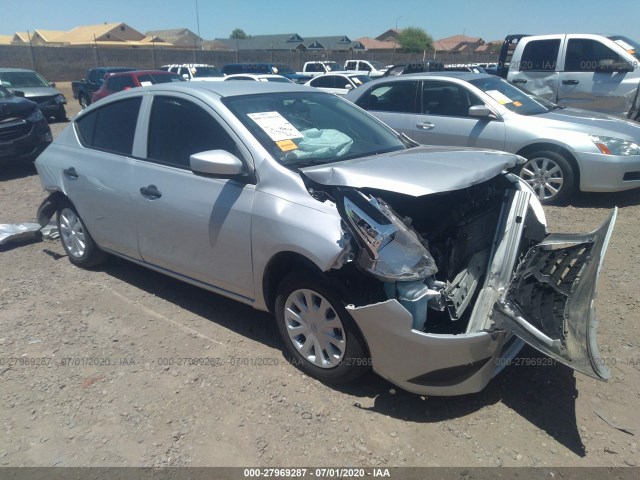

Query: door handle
[63,167,78,179]
[562,79,580,85]
[512,79,527,84]
[417,122,435,130]
[140,185,162,199]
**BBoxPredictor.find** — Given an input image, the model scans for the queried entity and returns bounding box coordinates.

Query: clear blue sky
[2,0,638,42]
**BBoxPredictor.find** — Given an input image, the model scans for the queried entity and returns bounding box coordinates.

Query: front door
[132,93,255,299]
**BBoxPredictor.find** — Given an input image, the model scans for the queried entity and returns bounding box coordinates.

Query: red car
[91,70,184,103]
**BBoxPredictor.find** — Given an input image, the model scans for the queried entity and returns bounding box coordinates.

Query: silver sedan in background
[346,72,640,204]
[35,82,615,396]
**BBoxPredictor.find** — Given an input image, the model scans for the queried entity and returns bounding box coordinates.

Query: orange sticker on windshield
[276,139,298,151]
[513,101,522,107]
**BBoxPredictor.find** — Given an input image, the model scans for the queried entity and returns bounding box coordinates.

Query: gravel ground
[1,84,639,468]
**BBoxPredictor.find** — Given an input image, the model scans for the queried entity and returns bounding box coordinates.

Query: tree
[230,28,249,40]
[397,27,433,53]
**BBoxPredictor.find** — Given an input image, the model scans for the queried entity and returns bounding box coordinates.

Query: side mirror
[182,74,190,80]
[190,150,245,178]
[468,105,495,118]
[49,82,56,88]
[13,90,25,97]
[344,84,353,90]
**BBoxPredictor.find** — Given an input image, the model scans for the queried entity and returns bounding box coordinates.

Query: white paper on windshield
[613,39,634,52]
[139,81,152,87]
[248,112,303,141]
[485,90,513,105]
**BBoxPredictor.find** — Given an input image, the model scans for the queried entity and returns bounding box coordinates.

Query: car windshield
[0,71,50,88]
[350,75,372,86]
[273,65,295,75]
[468,76,549,116]
[324,62,342,71]
[606,35,640,61]
[192,67,223,78]
[223,91,405,168]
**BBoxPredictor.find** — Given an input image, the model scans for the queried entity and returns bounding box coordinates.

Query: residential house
[213,33,365,52]
[145,28,202,49]
[433,34,484,53]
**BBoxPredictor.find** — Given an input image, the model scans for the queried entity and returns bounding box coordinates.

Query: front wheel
[518,150,575,205]
[57,200,108,268]
[275,271,370,384]
[54,106,67,122]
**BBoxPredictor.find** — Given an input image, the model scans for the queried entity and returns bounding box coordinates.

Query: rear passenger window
[520,39,560,71]
[75,97,141,155]
[147,96,237,169]
[312,76,335,88]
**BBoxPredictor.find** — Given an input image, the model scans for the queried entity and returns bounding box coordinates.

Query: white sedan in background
[305,73,372,95]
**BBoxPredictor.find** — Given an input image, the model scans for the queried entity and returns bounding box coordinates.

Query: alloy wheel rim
[520,157,564,201]
[59,208,86,259]
[284,288,346,369]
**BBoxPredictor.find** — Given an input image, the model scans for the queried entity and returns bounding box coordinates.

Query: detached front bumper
[347,207,616,396]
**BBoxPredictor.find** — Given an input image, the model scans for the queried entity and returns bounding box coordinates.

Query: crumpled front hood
[11,86,60,99]
[300,146,519,197]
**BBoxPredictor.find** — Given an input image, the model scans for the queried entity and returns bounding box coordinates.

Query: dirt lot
[1,83,639,468]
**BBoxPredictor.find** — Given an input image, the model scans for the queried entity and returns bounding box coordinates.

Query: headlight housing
[590,135,640,156]
[27,108,44,122]
[338,189,437,282]
[54,94,66,104]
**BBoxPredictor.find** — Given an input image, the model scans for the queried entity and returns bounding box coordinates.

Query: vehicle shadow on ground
[341,346,586,457]
[103,256,282,350]
[567,188,640,209]
[99,256,585,456]
[0,163,37,181]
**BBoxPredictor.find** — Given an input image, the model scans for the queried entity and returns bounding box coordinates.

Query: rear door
[62,97,142,258]
[354,80,419,138]
[558,35,638,116]
[508,35,562,102]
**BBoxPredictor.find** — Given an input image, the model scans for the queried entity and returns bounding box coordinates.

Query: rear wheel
[57,200,108,268]
[275,271,369,383]
[518,150,575,205]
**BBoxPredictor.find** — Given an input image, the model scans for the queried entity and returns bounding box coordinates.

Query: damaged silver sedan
[35,82,616,396]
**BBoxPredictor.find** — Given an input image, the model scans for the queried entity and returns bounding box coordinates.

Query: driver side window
[147,96,239,169]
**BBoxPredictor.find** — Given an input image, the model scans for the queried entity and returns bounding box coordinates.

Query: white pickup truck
[498,33,640,120]
[296,61,345,78]
[343,60,388,78]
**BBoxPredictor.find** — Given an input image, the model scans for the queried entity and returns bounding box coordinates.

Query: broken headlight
[337,189,437,282]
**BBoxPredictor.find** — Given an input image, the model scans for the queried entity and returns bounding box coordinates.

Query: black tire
[55,106,67,122]
[79,94,90,110]
[56,199,108,268]
[517,150,576,205]
[275,271,370,384]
